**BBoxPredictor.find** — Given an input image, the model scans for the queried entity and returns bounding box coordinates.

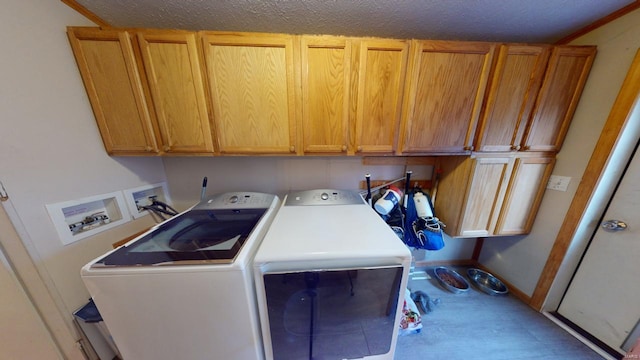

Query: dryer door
[261,266,404,360]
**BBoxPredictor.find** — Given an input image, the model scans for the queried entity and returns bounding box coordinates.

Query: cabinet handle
[511,145,521,151]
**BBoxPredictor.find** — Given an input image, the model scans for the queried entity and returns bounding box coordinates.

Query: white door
[557,142,640,355]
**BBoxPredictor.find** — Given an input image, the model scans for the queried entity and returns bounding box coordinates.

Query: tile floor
[394,266,605,360]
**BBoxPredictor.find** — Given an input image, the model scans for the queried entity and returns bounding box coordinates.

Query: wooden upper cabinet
[495,156,555,235]
[354,39,409,154]
[137,31,215,154]
[201,32,298,154]
[67,27,158,155]
[300,35,351,154]
[522,46,596,152]
[458,156,513,237]
[475,44,551,152]
[399,40,495,154]
[435,153,555,237]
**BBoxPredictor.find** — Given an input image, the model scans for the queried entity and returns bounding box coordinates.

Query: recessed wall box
[46,191,130,245]
[123,182,171,219]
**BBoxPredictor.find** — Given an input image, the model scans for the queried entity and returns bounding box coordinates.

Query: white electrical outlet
[547,175,571,192]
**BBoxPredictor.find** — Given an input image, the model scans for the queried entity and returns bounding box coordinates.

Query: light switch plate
[547,175,571,191]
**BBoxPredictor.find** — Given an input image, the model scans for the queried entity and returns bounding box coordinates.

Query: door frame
[531,49,640,310]
[0,197,86,359]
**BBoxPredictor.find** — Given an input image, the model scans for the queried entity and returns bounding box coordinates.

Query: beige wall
[479,8,640,297]
[0,0,167,356]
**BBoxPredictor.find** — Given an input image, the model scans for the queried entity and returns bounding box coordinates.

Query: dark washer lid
[93,208,267,266]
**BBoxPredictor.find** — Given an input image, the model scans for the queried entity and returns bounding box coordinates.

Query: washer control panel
[194,192,277,210]
[285,189,364,206]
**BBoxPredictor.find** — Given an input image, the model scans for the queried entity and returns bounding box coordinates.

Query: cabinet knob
[342,145,347,152]
[357,146,363,152]
[145,146,152,152]
[511,145,521,151]
[464,145,474,151]
[163,145,171,152]
[290,146,295,153]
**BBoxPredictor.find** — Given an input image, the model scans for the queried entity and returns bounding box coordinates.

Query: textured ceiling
[75,0,636,43]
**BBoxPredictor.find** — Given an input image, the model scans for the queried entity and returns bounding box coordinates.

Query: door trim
[0,200,85,359]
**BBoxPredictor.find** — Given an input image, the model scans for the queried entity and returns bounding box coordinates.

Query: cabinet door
[67,27,158,155]
[522,46,596,152]
[300,36,351,154]
[459,156,513,237]
[202,33,297,154]
[495,156,555,235]
[475,45,550,152]
[400,40,494,154]
[138,31,215,154]
[354,39,409,154]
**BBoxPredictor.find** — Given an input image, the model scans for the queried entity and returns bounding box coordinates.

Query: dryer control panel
[285,189,364,206]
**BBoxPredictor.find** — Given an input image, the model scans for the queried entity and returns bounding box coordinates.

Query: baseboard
[413,259,476,267]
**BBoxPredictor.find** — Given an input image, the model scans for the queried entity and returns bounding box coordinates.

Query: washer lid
[93,208,267,266]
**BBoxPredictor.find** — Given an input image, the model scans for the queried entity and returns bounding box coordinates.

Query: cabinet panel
[523,46,596,152]
[138,32,214,154]
[435,154,554,237]
[354,39,409,154]
[67,27,158,155]
[400,41,495,154]
[300,36,351,154]
[460,157,512,237]
[475,45,550,152]
[202,33,297,154]
[495,156,555,235]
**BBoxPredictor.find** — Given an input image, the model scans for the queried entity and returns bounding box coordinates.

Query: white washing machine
[81,192,280,360]
[253,189,412,360]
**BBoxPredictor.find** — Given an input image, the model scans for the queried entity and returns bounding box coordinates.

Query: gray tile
[395,266,604,360]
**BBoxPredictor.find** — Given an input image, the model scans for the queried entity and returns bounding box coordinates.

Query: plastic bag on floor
[398,289,422,336]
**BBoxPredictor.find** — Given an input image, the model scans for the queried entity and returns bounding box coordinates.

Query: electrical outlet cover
[547,175,571,192]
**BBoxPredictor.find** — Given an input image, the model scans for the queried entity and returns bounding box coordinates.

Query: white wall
[0,0,167,352]
[479,8,640,297]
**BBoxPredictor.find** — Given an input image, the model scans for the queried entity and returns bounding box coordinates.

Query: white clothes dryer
[81,192,280,360]
[253,189,411,360]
